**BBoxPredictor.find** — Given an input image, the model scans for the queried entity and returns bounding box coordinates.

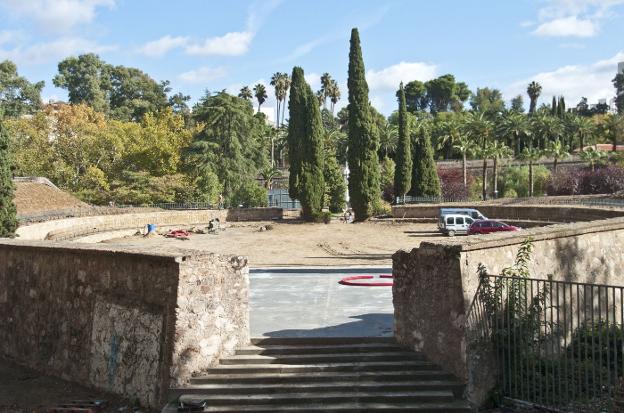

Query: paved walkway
[249,267,394,337]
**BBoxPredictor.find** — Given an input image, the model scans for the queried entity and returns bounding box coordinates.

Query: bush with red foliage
[546,166,624,195]
[438,168,473,200]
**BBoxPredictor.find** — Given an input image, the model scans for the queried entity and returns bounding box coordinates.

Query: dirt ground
[0,358,147,413]
[101,220,445,267]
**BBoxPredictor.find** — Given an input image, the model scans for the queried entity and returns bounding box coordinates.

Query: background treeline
[1,42,623,211]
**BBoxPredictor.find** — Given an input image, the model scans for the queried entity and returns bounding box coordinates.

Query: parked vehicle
[467,220,520,235]
[439,214,476,236]
[438,208,487,232]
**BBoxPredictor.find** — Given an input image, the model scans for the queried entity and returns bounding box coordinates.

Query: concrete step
[171,379,465,396]
[166,400,472,412]
[236,343,404,355]
[190,369,456,385]
[220,352,424,365]
[207,361,440,374]
[250,337,397,346]
[176,390,456,405]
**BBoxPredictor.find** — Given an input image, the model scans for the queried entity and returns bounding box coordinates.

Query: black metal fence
[400,195,624,209]
[468,275,624,411]
[268,189,300,209]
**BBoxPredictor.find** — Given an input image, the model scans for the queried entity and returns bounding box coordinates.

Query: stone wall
[16,208,283,241]
[392,204,624,223]
[0,240,249,408]
[393,216,624,407]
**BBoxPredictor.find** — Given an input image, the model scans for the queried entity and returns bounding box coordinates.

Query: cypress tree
[287,67,306,199]
[0,115,17,237]
[551,96,557,116]
[557,96,566,118]
[298,76,325,220]
[411,124,441,197]
[347,28,380,221]
[394,82,412,201]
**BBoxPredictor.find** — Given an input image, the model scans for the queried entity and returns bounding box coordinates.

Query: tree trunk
[529,161,534,197]
[482,158,487,200]
[271,137,275,166]
[462,153,467,188]
[493,157,498,198]
[580,134,585,152]
[553,157,558,174]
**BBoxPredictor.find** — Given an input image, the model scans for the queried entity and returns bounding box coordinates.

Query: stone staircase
[163,337,471,412]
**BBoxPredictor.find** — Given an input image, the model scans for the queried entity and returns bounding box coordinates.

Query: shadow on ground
[262,313,394,338]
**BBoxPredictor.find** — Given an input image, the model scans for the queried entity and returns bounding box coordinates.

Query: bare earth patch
[101,220,444,267]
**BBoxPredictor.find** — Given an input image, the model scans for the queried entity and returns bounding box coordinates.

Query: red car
[468,220,520,235]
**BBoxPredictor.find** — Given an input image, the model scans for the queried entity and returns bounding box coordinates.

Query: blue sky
[1,0,623,117]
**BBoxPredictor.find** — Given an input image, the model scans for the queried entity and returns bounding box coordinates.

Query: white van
[439,208,487,221]
[439,214,476,236]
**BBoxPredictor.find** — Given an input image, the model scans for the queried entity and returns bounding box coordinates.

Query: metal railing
[268,189,300,209]
[399,195,624,209]
[468,275,624,411]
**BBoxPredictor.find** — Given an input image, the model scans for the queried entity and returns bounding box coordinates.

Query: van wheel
[448,230,456,237]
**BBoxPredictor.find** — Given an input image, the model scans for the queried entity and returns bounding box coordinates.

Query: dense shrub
[230,180,268,208]
[438,168,474,200]
[380,157,395,202]
[547,166,624,195]
[498,165,550,198]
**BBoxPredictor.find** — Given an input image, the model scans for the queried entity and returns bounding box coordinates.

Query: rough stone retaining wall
[16,208,283,241]
[0,241,249,408]
[393,216,624,407]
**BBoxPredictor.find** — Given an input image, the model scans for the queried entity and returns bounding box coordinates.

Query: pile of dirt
[13,181,90,216]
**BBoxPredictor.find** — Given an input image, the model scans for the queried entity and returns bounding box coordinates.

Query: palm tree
[437,116,464,159]
[260,165,282,189]
[253,83,267,112]
[519,147,543,197]
[327,79,341,115]
[270,72,290,127]
[527,81,542,114]
[320,72,332,109]
[531,112,563,149]
[605,114,624,152]
[378,122,398,158]
[315,90,324,107]
[489,141,513,198]
[580,147,606,172]
[453,135,477,188]
[546,139,569,173]
[238,86,252,101]
[571,115,595,152]
[465,112,495,200]
[499,111,531,155]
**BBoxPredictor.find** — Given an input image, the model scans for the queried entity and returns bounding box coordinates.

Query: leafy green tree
[287,67,307,200]
[253,83,268,112]
[425,74,468,113]
[324,153,346,212]
[53,53,110,113]
[489,141,513,198]
[470,87,505,116]
[510,95,525,113]
[168,92,191,125]
[531,112,563,149]
[571,115,595,151]
[347,28,380,221]
[187,91,267,207]
[298,73,325,220]
[377,122,398,159]
[394,82,412,201]
[527,81,542,114]
[402,80,428,113]
[579,146,606,171]
[0,114,17,237]
[499,111,531,155]
[0,60,44,117]
[411,120,441,197]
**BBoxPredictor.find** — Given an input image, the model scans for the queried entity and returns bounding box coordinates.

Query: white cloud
[0,37,116,65]
[185,31,254,56]
[178,66,227,84]
[0,0,115,33]
[304,72,321,91]
[504,51,624,106]
[366,61,437,91]
[137,35,188,58]
[530,0,624,37]
[533,16,597,37]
